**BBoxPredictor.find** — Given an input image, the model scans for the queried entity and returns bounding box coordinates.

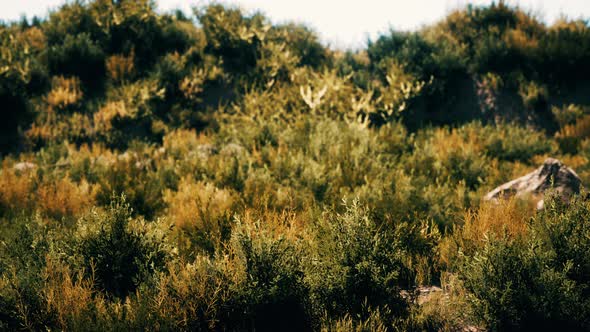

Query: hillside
[1,1,590,330]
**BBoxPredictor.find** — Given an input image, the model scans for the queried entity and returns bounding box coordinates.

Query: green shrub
[518,80,548,111]
[270,23,328,68]
[44,1,105,46]
[306,199,409,321]
[105,1,169,72]
[47,33,106,89]
[456,195,590,331]
[480,123,554,162]
[226,219,312,330]
[0,28,44,153]
[538,20,590,82]
[2,1,590,329]
[0,217,54,330]
[552,104,586,128]
[458,234,585,331]
[536,195,590,290]
[197,4,263,76]
[78,195,168,298]
[95,154,166,219]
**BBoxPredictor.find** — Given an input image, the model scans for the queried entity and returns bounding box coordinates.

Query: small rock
[196,144,218,159]
[13,162,36,172]
[220,143,245,157]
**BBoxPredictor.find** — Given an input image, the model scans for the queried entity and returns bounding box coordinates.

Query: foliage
[0,1,590,330]
[47,32,106,89]
[452,195,590,331]
[78,195,168,298]
[306,200,410,320]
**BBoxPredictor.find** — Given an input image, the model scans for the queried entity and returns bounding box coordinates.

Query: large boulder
[484,158,581,209]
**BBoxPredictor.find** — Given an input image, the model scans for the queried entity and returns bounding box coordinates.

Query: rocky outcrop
[484,158,581,209]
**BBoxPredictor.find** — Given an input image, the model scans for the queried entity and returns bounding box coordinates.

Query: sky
[1,0,589,48]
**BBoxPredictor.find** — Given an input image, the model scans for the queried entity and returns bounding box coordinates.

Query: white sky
[1,0,589,49]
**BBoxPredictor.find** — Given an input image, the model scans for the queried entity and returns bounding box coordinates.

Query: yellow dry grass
[93,101,128,131]
[37,177,98,220]
[558,114,590,139]
[0,163,34,212]
[440,198,536,268]
[106,52,135,82]
[42,256,103,329]
[164,177,235,231]
[45,76,83,110]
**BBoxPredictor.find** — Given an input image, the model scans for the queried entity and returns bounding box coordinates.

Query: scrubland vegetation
[1,0,590,330]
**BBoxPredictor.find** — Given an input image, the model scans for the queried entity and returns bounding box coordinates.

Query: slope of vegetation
[1,0,590,330]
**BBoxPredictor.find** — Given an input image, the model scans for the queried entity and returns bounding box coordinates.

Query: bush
[93,79,165,149]
[458,234,584,331]
[3,1,590,329]
[163,177,235,255]
[197,4,263,76]
[0,217,54,330]
[43,1,105,47]
[518,80,548,111]
[455,195,590,331]
[226,218,312,331]
[0,28,43,154]
[78,195,168,298]
[47,33,106,90]
[270,23,328,68]
[305,200,410,321]
[556,114,590,154]
[0,81,31,154]
[538,20,590,82]
[536,195,590,290]
[481,123,554,162]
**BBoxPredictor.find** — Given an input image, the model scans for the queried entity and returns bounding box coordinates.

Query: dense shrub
[538,20,590,82]
[47,33,106,89]
[197,4,263,76]
[0,29,43,153]
[1,1,590,330]
[226,220,312,331]
[0,217,54,330]
[536,195,590,290]
[480,123,554,162]
[455,196,590,331]
[306,200,410,321]
[458,234,583,331]
[78,195,168,298]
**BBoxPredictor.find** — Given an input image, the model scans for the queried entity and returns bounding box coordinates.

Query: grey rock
[13,162,36,172]
[220,143,245,157]
[484,158,581,209]
[196,144,218,159]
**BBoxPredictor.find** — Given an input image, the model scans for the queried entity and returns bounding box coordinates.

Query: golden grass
[93,101,128,131]
[0,161,96,219]
[557,114,590,139]
[0,163,34,212]
[440,198,536,268]
[18,26,46,51]
[162,129,211,156]
[164,177,235,231]
[415,272,476,331]
[45,76,83,110]
[106,52,135,82]
[153,257,230,329]
[462,198,534,242]
[42,256,103,329]
[505,28,539,53]
[37,177,97,220]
